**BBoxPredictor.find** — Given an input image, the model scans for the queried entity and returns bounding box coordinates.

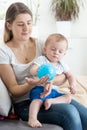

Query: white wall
[35,0,87,75]
[63,38,87,75]
[0,0,87,75]
[37,0,87,38]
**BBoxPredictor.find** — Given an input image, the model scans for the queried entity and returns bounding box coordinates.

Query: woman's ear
[6,22,12,30]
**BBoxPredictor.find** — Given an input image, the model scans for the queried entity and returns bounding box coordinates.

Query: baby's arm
[65,71,76,94]
[29,63,39,76]
[26,63,49,86]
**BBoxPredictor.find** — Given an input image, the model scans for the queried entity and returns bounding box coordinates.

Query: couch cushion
[0,79,11,116]
[0,119,63,130]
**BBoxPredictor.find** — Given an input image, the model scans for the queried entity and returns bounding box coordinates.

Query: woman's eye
[18,24,24,26]
[18,23,32,26]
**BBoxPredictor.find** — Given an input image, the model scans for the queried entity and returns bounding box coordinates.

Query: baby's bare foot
[28,118,42,128]
[44,99,52,110]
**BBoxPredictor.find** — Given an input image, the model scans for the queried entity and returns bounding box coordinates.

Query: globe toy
[37,63,56,81]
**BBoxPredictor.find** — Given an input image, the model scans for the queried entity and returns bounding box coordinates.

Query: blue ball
[37,63,56,81]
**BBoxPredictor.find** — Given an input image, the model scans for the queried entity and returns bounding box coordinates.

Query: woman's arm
[0,64,33,97]
[0,64,48,97]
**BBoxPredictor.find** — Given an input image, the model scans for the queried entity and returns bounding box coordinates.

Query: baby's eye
[27,22,32,25]
[51,48,56,51]
[59,50,64,53]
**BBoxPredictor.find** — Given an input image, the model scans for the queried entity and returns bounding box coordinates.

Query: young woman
[0,2,87,130]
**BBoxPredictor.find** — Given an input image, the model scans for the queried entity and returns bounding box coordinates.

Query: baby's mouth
[53,55,58,58]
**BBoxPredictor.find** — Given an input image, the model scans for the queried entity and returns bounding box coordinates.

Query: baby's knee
[65,94,71,103]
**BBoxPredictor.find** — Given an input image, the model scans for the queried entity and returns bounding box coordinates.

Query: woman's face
[7,13,33,41]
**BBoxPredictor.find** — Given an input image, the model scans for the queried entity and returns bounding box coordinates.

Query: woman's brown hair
[4,2,32,43]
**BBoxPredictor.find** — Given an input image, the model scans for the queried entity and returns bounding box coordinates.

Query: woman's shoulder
[30,37,44,49]
[31,37,45,57]
[0,44,14,62]
[0,44,9,52]
[0,44,12,63]
[0,44,12,55]
[35,38,44,47]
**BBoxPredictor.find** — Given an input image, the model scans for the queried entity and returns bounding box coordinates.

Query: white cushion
[0,78,11,116]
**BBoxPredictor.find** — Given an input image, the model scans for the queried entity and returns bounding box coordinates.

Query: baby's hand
[69,85,76,94]
[40,82,52,98]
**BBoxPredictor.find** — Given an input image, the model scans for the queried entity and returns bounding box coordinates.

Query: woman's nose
[23,24,28,31]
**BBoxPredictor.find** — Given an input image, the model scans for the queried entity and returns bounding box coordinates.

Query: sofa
[0,119,63,130]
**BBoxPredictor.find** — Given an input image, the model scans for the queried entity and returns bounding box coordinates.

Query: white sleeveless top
[0,39,44,103]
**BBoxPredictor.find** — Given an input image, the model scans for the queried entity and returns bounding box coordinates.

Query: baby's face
[44,40,67,63]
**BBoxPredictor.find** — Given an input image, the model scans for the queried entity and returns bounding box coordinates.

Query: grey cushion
[0,120,63,130]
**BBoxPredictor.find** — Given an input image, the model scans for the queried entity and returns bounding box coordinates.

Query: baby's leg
[28,99,43,128]
[44,95,71,110]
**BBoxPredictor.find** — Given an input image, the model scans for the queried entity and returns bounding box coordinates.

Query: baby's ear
[64,52,66,55]
[42,46,46,55]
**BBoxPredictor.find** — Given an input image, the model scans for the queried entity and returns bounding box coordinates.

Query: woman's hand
[25,76,49,87]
